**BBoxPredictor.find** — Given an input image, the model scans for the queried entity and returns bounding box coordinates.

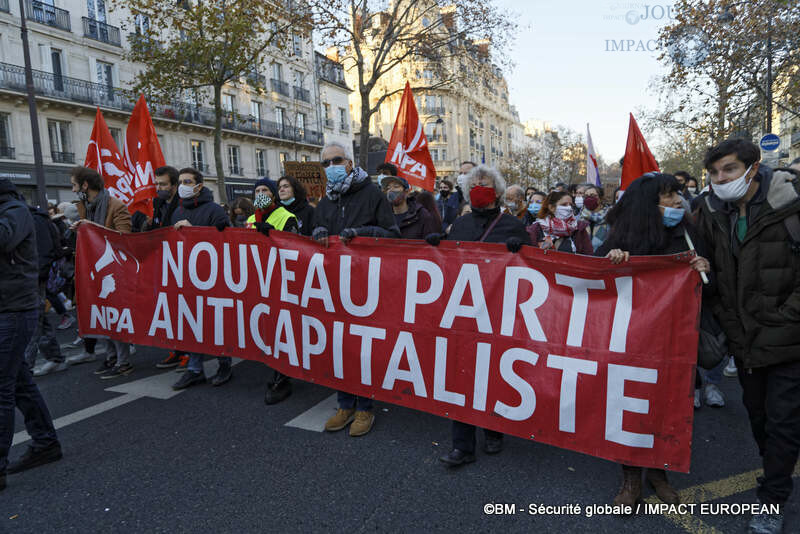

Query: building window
[272,62,283,81]
[191,139,204,171]
[228,145,241,175]
[323,103,332,129]
[109,127,122,148]
[255,148,267,176]
[297,113,305,138]
[251,101,262,129]
[134,14,149,34]
[87,0,107,22]
[96,60,114,98]
[222,94,234,113]
[279,152,288,173]
[0,114,12,158]
[292,33,302,56]
[47,120,73,163]
[275,107,284,130]
[339,107,348,131]
[301,155,309,162]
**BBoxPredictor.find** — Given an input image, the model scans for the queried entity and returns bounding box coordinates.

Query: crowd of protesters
[1,137,799,534]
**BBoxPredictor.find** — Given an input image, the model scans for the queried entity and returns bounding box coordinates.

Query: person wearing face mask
[454,161,476,207]
[277,175,315,236]
[313,142,400,437]
[597,172,711,513]
[696,139,800,534]
[69,167,134,378]
[169,168,233,390]
[572,184,588,215]
[245,178,299,234]
[577,185,610,251]
[425,165,531,467]
[503,185,532,224]
[381,175,437,239]
[526,190,546,221]
[528,191,593,254]
[436,179,460,231]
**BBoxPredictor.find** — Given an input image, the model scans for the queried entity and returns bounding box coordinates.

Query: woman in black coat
[277,175,315,236]
[428,165,531,467]
[597,172,711,511]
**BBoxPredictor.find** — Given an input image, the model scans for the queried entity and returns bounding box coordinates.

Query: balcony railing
[229,165,243,176]
[271,78,289,97]
[246,73,266,88]
[427,133,447,142]
[0,146,15,159]
[192,162,209,173]
[324,117,334,129]
[51,151,75,164]
[421,106,445,116]
[0,0,9,13]
[83,17,121,46]
[294,86,310,102]
[25,0,71,32]
[128,32,162,53]
[0,62,324,146]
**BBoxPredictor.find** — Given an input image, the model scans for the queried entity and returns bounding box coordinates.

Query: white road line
[284,393,339,432]
[13,358,244,446]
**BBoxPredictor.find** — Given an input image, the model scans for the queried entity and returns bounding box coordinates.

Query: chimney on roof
[326,46,340,62]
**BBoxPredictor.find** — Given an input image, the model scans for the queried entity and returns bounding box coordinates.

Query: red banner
[76,225,700,472]
[385,82,437,191]
[84,108,136,207]
[121,95,165,218]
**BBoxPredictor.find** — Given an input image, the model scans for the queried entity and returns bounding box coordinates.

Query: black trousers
[738,360,800,505]
[452,421,502,454]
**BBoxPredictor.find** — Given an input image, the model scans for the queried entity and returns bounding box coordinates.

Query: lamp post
[18,0,47,207]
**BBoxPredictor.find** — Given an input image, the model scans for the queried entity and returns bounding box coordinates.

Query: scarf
[326,167,369,201]
[536,214,578,239]
[580,206,608,225]
[86,189,109,226]
[255,204,276,223]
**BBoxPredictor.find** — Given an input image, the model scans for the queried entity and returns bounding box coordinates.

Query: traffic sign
[760,133,780,152]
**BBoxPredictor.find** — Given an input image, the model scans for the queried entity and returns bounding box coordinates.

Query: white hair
[321,141,353,161]
[466,165,506,199]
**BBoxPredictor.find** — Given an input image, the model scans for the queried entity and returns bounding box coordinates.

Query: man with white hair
[313,142,400,437]
[426,165,531,466]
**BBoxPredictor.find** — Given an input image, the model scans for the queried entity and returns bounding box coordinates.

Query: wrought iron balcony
[270,78,289,97]
[0,0,9,13]
[293,86,310,102]
[83,17,121,46]
[25,0,71,32]
[246,72,266,88]
[428,133,447,142]
[421,106,445,116]
[51,151,75,164]
[128,32,162,53]
[0,146,15,159]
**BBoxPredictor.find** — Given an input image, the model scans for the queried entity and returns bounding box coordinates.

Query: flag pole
[683,229,709,284]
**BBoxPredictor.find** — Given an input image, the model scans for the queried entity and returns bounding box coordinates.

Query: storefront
[0,162,76,205]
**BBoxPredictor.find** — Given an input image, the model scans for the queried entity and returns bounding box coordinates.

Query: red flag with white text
[122,95,165,217]
[620,113,659,190]
[84,108,136,207]
[385,82,436,191]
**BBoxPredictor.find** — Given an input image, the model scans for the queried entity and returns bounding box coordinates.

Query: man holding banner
[314,142,399,437]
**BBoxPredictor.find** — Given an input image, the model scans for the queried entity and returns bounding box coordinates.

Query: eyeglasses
[321,156,346,168]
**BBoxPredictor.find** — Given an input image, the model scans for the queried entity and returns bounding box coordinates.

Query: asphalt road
[3,318,799,534]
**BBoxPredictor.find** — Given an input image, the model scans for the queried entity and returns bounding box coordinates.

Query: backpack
[29,207,65,279]
[785,213,800,255]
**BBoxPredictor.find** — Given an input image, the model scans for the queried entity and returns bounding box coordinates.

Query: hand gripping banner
[76,225,701,472]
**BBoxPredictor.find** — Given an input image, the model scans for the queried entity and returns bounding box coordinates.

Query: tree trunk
[358,91,372,170]
[213,84,228,205]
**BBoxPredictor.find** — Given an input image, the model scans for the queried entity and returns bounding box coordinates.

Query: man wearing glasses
[312,142,399,437]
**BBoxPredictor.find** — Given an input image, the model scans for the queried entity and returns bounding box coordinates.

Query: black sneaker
[264,378,292,405]
[7,442,62,474]
[100,363,134,380]
[93,357,117,375]
[210,365,232,387]
[439,448,476,466]
[172,371,206,390]
[483,435,504,455]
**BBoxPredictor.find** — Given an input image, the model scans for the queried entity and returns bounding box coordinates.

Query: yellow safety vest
[246,207,296,231]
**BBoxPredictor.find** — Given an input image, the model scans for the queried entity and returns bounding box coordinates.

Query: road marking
[13,358,242,446]
[647,463,800,533]
[284,393,338,432]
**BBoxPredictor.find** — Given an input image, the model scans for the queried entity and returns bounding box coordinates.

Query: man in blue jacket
[0,179,61,491]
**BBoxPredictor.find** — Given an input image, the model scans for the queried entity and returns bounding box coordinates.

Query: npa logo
[89,237,138,333]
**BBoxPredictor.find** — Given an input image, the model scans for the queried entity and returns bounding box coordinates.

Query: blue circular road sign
[760,133,780,152]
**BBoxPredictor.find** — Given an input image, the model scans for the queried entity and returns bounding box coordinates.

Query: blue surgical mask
[661,206,685,227]
[280,197,295,206]
[325,165,348,184]
[527,202,541,214]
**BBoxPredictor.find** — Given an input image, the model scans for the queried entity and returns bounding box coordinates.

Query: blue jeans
[700,356,726,385]
[0,310,59,473]
[337,391,373,411]
[187,355,231,374]
[24,285,62,366]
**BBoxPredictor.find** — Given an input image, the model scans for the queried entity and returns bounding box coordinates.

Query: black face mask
[440,190,450,198]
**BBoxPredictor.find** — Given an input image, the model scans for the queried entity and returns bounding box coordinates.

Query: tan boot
[646,469,679,505]
[325,408,355,432]
[613,465,642,512]
[349,410,375,437]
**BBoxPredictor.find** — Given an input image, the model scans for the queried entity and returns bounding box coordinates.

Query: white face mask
[574,196,584,208]
[555,205,573,220]
[713,164,753,203]
[178,184,197,199]
[687,187,697,194]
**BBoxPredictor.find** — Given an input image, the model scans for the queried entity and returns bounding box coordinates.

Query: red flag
[122,95,165,217]
[620,113,659,190]
[84,108,137,207]
[385,82,436,191]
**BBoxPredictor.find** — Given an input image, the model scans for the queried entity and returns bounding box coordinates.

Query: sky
[499,0,677,161]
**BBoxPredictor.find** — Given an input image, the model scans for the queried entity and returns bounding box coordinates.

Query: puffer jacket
[0,188,38,312]
[396,197,438,240]
[697,166,800,369]
[170,187,230,228]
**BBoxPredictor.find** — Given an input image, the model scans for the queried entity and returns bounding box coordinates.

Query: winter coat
[29,206,62,280]
[696,167,800,369]
[150,194,180,230]
[396,198,439,240]
[447,206,532,245]
[0,189,39,312]
[528,220,594,255]
[436,192,461,231]
[283,198,315,236]
[76,194,131,233]
[312,176,400,237]
[170,187,230,228]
